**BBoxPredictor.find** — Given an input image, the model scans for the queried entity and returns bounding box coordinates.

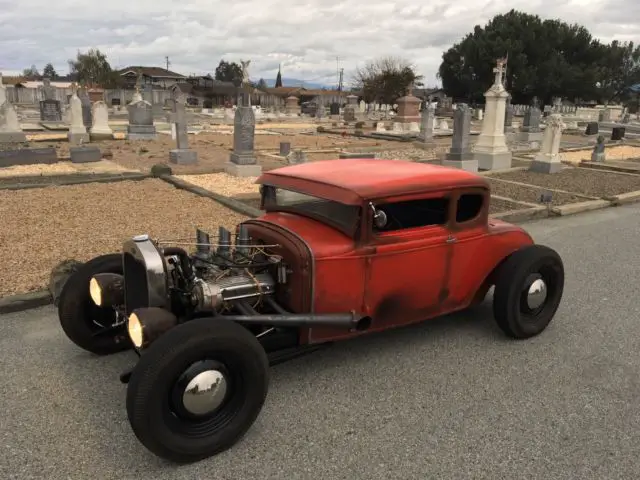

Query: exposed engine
[161,225,286,316]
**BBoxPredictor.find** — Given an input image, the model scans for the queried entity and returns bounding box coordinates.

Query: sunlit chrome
[182,370,228,415]
[526,278,547,310]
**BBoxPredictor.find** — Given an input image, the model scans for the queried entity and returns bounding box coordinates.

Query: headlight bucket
[127,307,179,349]
[89,273,125,307]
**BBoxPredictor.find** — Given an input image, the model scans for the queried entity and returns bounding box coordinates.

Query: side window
[456,194,484,223]
[373,197,449,233]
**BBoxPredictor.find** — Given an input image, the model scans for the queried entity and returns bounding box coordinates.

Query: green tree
[214,60,243,85]
[22,64,39,78]
[437,10,606,104]
[42,63,57,79]
[275,66,283,87]
[68,48,120,87]
[353,56,423,107]
[596,41,640,103]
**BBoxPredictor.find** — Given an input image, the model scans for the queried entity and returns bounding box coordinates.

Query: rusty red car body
[58,158,564,464]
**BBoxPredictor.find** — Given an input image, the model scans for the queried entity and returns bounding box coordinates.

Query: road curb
[604,190,640,206]
[0,172,151,191]
[491,206,549,223]
[550,199,612,216]
[159,175,263,218]
[0,290,52,314]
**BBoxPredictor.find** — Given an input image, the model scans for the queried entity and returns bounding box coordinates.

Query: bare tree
[352,56,424,107]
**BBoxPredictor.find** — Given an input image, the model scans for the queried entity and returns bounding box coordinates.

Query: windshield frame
[260,184,363,238]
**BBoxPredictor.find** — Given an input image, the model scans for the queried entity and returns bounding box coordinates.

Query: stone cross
[493,59,506,86]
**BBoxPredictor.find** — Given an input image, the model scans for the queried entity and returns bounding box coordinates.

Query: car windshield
[262,185,361,236]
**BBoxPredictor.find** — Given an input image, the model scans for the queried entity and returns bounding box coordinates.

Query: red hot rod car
[57,159,564,463]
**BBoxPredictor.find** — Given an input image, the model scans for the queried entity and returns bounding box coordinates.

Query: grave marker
[168,98,198,165]
[529,114,565,173]
[442,103,477,172]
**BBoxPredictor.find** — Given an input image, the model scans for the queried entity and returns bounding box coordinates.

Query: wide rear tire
[126,317,269,463]
[493,244,564,339]
[58,253,130,355]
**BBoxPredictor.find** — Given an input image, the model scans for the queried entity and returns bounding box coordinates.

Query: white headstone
[90,101,113,135]
[529,114,565,173]
[1,101,20,130]
[438,119,449,130]
[68,93,87,134]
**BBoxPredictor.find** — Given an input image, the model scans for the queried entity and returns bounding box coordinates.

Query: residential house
[118,66,186,89]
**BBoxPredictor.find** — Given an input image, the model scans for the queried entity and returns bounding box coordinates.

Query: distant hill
[258,77,334,90]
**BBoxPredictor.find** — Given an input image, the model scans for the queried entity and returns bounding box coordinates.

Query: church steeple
[275,64,283,88]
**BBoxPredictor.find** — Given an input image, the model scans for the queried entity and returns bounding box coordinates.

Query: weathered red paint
[249,159,534,345]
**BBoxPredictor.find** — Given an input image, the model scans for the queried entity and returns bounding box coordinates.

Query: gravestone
[529,114,565,173]
[598,109,611,122]
[591,135,606,162]
[519,105,543,142]
[39,99,62,122]
[329,102,340,115]
[286,150,307,164]
[168,99,198,165]
[89,101,114,140]
[78,88,92,128]
[611,126,625,141]
[143,84,153,104]
[315,101,325,119]
[225,103,261,177]
[442,104,477,172]
[0,73,6,106]
[111,98,121,106]
[279,142,291,156]
[418,106,435,144]
[70,146,102,163]
[42,77,56,100]
[203,99,213,109]
[585,122,598,135]
[127,99,157,140]
[343,95,358,122]
[0,147,57,167]
[622,113,630,124]
[504,101,514,132]
[473,60,512,170]
[0,100,27,143]
[67,90,90,145]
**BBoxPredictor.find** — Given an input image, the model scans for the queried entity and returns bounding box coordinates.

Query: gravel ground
[487,178,586,205]
[176,173,259,196]
[489,168,640,197]
[0,173,140,187]
[0,179,247,297]
[3,204,640,479]
[0,160,137,179]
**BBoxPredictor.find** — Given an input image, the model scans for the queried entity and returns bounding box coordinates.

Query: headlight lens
[89,277,102,306]
[128,313,144,348]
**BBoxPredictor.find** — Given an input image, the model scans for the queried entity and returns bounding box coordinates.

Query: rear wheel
[493,245,564,339]
[58,253,130,355]
[126,317,269,463]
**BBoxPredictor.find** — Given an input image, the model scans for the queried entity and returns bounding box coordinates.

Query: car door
[363,192,455,332]
[445,187,493,307]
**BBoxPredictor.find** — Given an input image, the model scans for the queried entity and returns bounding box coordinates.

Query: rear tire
[58,253,130,355]
[493,244,564,339]
[126,318,269,463]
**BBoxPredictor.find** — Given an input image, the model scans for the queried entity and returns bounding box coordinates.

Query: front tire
[58,253,130,355]
[126,318,269,463]
[493,244,564,339]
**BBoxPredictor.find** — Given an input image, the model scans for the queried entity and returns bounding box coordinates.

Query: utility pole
[165,56,170,71]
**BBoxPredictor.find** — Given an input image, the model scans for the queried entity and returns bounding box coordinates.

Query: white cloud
[0,0,638,85]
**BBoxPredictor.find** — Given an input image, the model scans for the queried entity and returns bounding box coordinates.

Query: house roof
[118,66,186,78]
[19,80,74,88]
[256,159,488,205]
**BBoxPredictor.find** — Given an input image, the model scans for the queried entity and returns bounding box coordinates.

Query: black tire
[126,317,269,463]
[492,244,564,339]
[58,253,130,355]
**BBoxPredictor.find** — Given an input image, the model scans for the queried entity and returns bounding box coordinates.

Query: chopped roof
[257,159,488,205]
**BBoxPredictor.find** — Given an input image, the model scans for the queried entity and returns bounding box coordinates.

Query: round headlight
[128,312,144,348]
[89,277,102,306]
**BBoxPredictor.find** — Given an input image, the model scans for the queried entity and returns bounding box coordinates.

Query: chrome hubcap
[526,277,547,310]
[182,369,228,416]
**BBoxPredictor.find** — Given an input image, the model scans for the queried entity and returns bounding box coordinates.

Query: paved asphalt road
[2,204,640,480]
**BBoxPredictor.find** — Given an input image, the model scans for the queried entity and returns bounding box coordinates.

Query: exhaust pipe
[231,300,371,331]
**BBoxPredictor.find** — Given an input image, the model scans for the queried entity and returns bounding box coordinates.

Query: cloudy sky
[0,0,638,87]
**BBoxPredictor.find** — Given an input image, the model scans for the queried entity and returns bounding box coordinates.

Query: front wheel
[126,317,269,463]
[493,244,564,339]
[58,253,130,355]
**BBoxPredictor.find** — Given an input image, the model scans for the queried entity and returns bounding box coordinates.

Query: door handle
[446,236,457,244]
